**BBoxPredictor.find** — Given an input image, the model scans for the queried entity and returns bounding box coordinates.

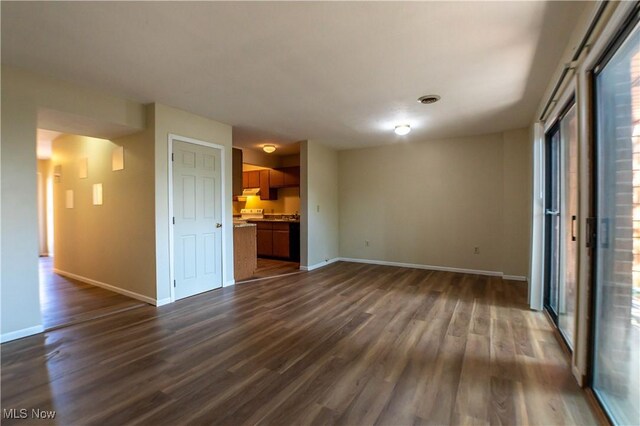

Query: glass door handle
[545,209,559,215]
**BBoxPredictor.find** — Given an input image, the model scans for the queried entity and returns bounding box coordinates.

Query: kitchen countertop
[246,218,300,223]
[233,221,257,228]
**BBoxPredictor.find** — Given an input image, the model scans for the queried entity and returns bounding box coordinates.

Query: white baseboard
[1,324,44,344]
[224,279,235,287]
[503,275,528,282]
[54,269,156,305]
[336,257,528,282]
[300,258,340,271]
[155,298,172,307]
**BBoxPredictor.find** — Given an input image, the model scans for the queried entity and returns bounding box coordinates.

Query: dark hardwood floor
[39,257,146,330]
[237,258,301,283]
[2,262,596,425]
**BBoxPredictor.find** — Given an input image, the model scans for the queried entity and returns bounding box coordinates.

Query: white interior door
[172,139,222,300]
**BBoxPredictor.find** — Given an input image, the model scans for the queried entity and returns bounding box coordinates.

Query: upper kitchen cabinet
[283,167,300,187]
[243,170,260,189]
[269,168,284,188]
[259,170,277,200]
[269,166,300,189]
[232,148,243,197]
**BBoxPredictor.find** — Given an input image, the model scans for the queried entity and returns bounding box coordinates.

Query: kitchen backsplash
[232,187,300,215]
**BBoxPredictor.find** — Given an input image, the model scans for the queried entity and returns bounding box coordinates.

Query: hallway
[39,257,145,329]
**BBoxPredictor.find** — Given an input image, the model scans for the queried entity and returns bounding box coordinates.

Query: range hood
[241,188,260,197]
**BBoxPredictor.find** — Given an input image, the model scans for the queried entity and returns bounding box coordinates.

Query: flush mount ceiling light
[394,124,411,136]
[263,144,276,153]
[417,95,441,104]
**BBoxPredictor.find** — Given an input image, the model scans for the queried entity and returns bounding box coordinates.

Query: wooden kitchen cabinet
[256,222,274,256]
[244,170,260,188]
[233,148,243,197]
[259,170,278,200]
[272,223,290,258]
[283,167,300,187]
[252,221,299,261]
[269,168,284,188]
[269,166,300,189]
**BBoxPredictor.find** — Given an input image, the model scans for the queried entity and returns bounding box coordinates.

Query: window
[592,18,640,426]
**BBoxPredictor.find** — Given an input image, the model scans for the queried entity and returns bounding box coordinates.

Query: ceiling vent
[417,95,441,104]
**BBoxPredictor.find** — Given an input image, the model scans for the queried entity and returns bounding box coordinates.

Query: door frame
[167,133,227,303]
[543,118,562,324]
[543,97,578,351]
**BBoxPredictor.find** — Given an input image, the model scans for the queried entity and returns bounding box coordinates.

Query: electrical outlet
[474,247,480,254]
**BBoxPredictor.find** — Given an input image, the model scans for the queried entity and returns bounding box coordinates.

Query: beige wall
[1,77,42,338]
[241,147,280,169]
[502,128,532,277]
[1,66,146,340]
[339,129,531,277]
[52,130,156,300]
[153,103,234,299]
[301,140,340,268]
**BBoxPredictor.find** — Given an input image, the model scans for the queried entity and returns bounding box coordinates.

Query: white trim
[54,269,156,305]
[543,77,577,133]
[156,298,172,307]
[1,325,44,344]
[530,122,546,310]
[572,365,584,387]
[503,275,528,282]
[300,258,340,271]
[338,257,501,276]
[224,279,235,287]
[581,1,637,73]
[168,134,227,303]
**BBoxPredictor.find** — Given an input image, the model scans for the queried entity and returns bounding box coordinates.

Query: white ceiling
[2,1,587,150]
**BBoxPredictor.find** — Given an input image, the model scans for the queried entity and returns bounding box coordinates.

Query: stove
[240,208,264,220]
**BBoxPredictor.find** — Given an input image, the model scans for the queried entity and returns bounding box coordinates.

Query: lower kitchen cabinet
[272,224,290,258]
[252,221,300,261]
[256,227,273,257]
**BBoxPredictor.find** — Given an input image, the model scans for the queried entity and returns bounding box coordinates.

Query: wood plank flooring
[39,257,146,330]
[237,258,301,283]
[2,262,596,425]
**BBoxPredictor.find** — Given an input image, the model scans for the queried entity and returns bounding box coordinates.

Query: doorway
[170,136,224,300]
[544,100,579,349]
[36,130,147,329]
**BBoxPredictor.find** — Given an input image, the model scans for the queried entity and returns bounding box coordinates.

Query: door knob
[216,223,222,228]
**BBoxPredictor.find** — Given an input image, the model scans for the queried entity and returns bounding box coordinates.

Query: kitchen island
[233,221,257,281]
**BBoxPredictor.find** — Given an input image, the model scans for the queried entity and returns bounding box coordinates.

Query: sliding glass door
[544,101,578,348]
[592,18,639,426]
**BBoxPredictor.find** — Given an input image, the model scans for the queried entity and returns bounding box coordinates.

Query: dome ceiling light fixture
[262,144,276,153]
[394,124,411,136]
[417,95,441,104]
